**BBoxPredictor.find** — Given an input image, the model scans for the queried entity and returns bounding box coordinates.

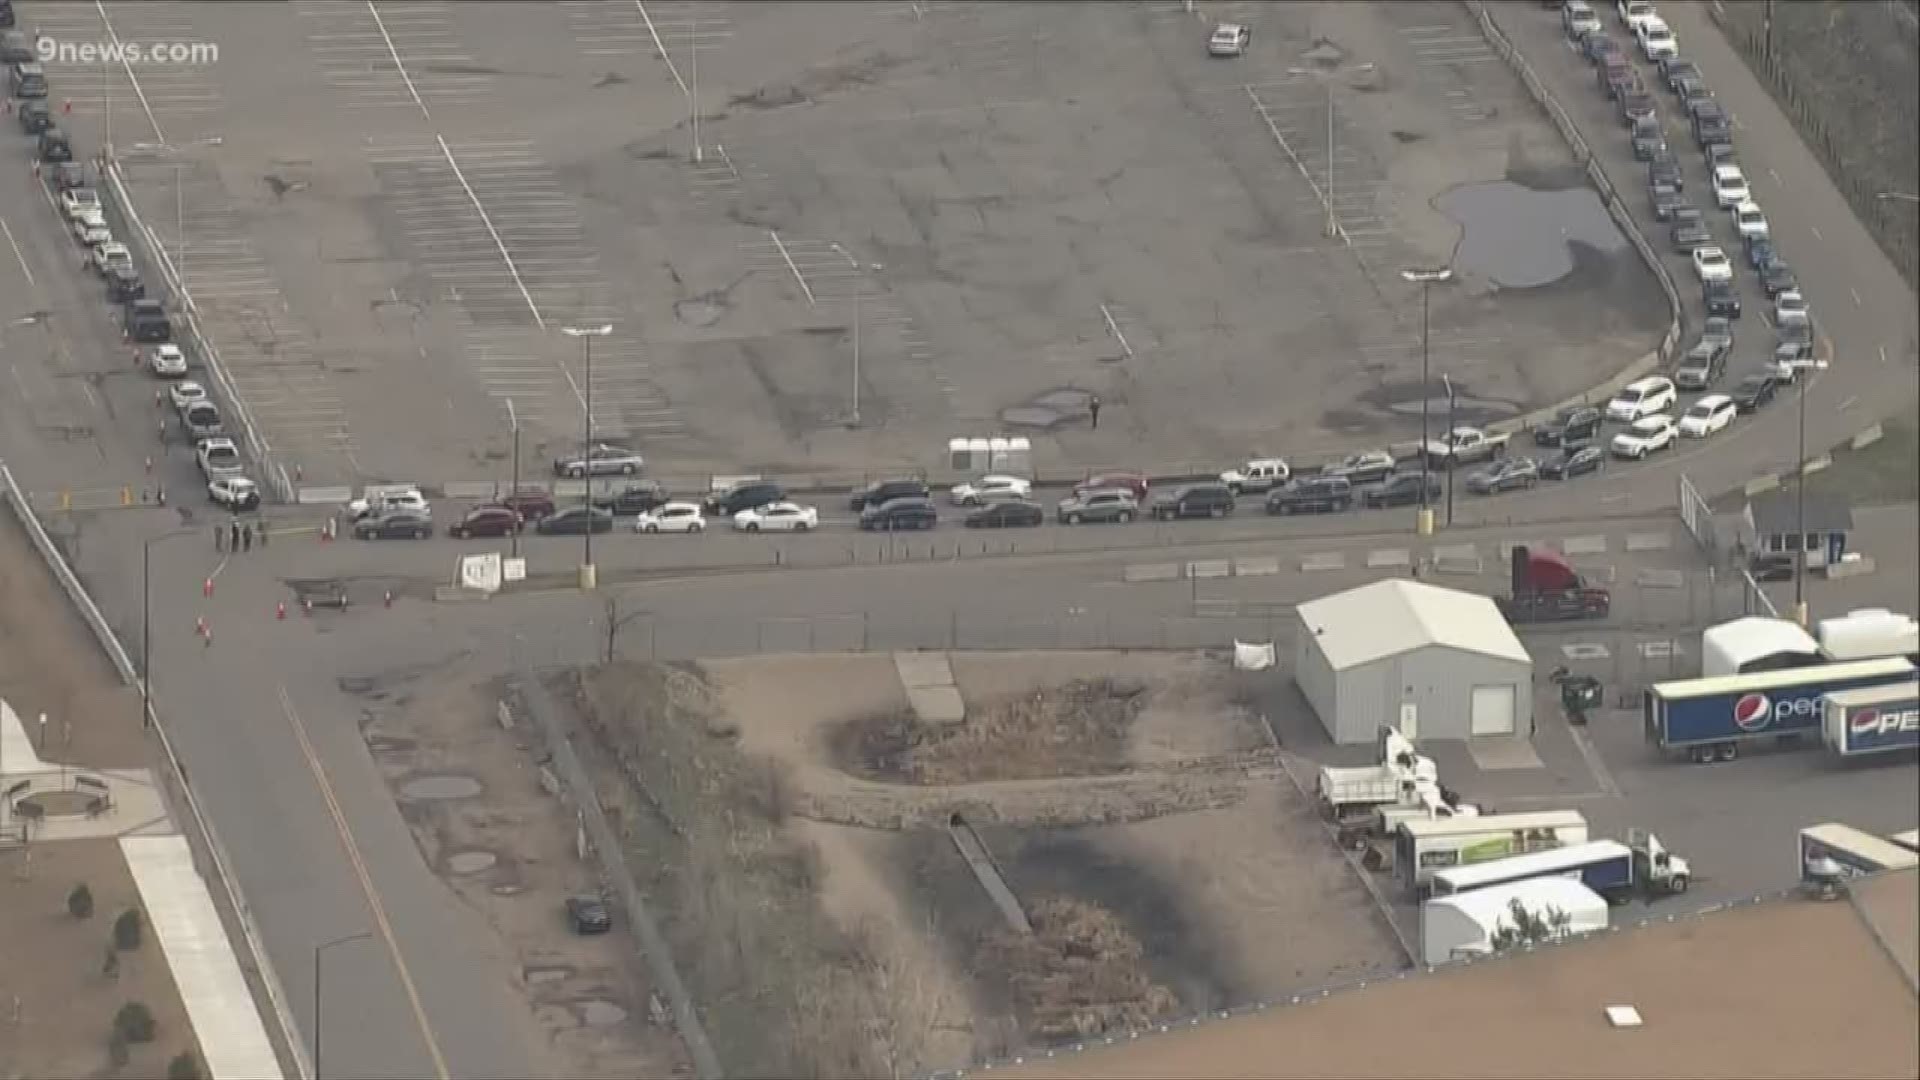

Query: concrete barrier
[1744,474,1783,496]
[294,486,353,506]
[1850,424,1885,450]
[0,460,309,1079]
[1800,455,1833,476]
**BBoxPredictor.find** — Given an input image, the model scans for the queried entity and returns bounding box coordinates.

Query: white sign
[502,558,527,583]
[459,552,503,593]
[1400,702,1419,741]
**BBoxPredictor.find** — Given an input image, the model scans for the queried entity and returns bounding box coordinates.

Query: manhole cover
[446,850,497,875]
[399,774,482,800]
[578,1000,628,1027]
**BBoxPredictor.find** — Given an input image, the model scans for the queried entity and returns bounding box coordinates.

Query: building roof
[979,871,1920,1080]
[1701,616,1821,670]
[1748,489,1854,535]
[1296,579,1530,671]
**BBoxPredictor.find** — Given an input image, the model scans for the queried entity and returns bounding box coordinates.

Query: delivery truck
[1426,833,1689,904]
[1420,877,1608,967]
[1394,810,1588,898]
[1821,682,1920,758]
[1798,823,1920,880]
[1643,656,1917,764]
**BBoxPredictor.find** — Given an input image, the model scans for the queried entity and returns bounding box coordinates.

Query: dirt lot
[342,663,690,1079]
[561,651,1402,1076]
[0,840,202,1079]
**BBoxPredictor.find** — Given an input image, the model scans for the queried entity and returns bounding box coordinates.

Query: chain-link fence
[1710,0,1920,291]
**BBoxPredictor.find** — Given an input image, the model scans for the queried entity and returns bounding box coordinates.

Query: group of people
[213,517,266,554]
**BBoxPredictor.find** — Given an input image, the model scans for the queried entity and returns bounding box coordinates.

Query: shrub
[113,908,144,951]
[113,1001,156,1045]
[106,1032,130,1069]
[68,882,95,920]
[166,1051,202,1080]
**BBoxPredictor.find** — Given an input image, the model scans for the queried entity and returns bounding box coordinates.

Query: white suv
[1636,16,1678,61]
[1606,376,1678,422]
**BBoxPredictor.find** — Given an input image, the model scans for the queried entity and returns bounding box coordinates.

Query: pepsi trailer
[1644,657,1917,764]
[1822,682,1920,758]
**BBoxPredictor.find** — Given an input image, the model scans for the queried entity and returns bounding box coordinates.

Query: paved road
[1487,1,1918,498]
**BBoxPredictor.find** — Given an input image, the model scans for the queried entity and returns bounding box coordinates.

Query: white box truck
[1421,876,1608,967]
[1395,810,1589,897]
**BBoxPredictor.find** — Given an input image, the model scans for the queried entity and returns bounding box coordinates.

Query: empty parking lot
[46,0,1665,485]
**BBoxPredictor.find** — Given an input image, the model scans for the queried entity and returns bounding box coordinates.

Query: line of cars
[1551,0,1819,469]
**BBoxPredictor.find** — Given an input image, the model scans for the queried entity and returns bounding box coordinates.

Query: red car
[496,488,555,521]
[1075,471,1150,501]
[448,505,522,539]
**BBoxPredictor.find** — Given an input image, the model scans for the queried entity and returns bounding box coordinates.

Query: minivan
[1266,475,1352,515]
[1150,482,1235,521]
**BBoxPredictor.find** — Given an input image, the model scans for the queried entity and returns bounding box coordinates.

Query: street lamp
[1400,267,1452,537]
[561,325,613,590]
[1441,373,1459,528]
[313,931,372,1079]
[505,397,521,561]
[1793,366,1809,626]
[829,244,882,428]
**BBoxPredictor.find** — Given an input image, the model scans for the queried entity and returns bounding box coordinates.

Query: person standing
[1088,394,1102,430]
[241,522,253,552]
[229,520,241,553]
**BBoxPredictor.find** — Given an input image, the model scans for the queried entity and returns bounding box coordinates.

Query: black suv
[106,265,144,303]
[858,496,938,531]
[1729,369,1780,413]
[1533,405,1602,447]
[16,96,48,134]
[1150,482,1234,520]
[124,299,170,342]
[1692,104,1732,149]
[1266,475,1352,515]
[592,479,668,515]
[704,479,784,517]
[38,126,72,163]
[1702,280,1742,319]
[849,477,930,511]
[1359,471,1439,509]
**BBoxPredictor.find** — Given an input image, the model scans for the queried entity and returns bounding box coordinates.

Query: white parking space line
[740,235,953,423]
[296,0,491,108]
[35,2,224,121]
[118,158,357,466]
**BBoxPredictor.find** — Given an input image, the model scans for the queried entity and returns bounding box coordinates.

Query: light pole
[689,14,702,164]
[830,244,881,428]
[1442,373,1458,528]
[313,931,372,1079]
[561,325,612,589]
[1400,267,1452,536]
[505,397,521,561]
[1876,192,1920,203]
[1793,368,1809,626]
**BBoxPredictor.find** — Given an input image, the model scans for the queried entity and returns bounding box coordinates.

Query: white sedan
[950,474,1032,506]
[1691,245,1733,284]
[635,501,706,533]
[168,380,209,412]
[1610,415,1678,458]
[1774,289,1809,324]
[92,241,132,275]
[1711,165,1750,208]
[1618,0,1658,33]
[1677,395,1737,438]
[732,501,818,532]
[148,344,188,377]
[1207,22,1250,57]
[73,218,112,249]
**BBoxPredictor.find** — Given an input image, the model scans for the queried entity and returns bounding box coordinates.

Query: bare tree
[601,595,651,664]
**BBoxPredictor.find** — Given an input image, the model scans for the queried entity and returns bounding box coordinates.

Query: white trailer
[1420,877,1608,967]
[1394,810,1589,897]
[1799,822,1920,879]
[1889,829,1919,854]
[1701,617,1822,678]
[1817,609,1920,664]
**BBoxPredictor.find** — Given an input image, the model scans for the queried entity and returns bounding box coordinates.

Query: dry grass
[981,897,1181,1042]
[567,661,949,1079]
[834,679,1151,784]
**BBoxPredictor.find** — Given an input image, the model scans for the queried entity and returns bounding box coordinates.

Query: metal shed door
[1470,684,1517,736]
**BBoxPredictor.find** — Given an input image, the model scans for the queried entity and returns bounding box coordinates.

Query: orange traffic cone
[203,577,214,599]
[63,99,72,115]
[195,616,207,637]
[276,601,287,621]
[383,589,393,608]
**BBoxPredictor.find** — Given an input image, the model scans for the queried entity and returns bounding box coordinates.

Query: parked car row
[1549,0,1811,468]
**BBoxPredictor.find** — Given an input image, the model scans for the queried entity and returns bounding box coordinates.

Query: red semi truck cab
[1498,546,1611,623]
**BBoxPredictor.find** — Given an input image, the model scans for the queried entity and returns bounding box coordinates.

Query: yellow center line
[278,686,451,1080]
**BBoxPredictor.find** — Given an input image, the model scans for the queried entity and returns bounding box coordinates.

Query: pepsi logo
[1732,692,1772,731]
[1849,706,1920,738]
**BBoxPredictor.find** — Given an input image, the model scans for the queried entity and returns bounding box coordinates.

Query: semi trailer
[1643,656,1917,763]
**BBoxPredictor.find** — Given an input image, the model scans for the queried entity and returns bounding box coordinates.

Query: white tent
[1421,876,1608,967]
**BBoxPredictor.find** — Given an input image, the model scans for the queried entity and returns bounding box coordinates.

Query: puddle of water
[1437,181,1625,289]
[578,1000,628,1027]
[399,774,482,800]
[446,850,497,875]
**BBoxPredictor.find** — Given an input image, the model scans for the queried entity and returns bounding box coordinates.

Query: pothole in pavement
[445,849,498,875]
[398,774,483,800]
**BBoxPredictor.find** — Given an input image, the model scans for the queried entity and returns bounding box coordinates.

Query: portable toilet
[948,437,972,472]
[1001,436,1032,476]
